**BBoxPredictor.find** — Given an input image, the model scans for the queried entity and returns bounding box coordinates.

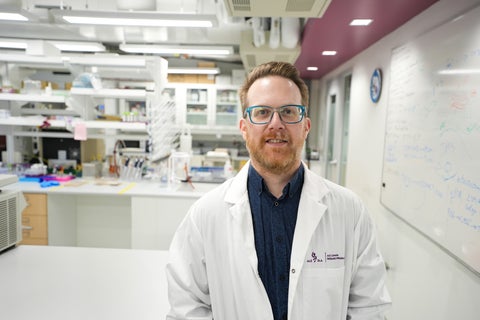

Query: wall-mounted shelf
[0,93,66,103]
[0,117,146,132]
[69,88,147,99]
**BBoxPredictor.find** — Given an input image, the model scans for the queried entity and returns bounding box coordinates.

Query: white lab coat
[166,162,391,320]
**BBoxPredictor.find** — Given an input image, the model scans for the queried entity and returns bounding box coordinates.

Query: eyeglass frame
[243,104,306,125]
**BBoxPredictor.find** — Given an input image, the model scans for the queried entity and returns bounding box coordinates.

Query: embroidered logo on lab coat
[306,251,345,263]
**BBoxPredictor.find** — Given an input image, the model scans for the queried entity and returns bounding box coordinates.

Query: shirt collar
[247,163,304,199]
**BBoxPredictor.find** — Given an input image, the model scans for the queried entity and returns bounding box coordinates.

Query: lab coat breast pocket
[301,267,345,320]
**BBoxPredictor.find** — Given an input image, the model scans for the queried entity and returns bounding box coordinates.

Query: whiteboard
[381,5,480,275]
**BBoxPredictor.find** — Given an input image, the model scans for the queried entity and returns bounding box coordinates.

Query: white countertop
[3,178,220,198]
[0,245,170,320]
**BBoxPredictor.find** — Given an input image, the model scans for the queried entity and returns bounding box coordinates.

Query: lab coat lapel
[225,163,259,274]
[288,166,329,316]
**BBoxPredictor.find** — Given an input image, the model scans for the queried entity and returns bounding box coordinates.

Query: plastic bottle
[179,125,192,154]
[224,159,233,179]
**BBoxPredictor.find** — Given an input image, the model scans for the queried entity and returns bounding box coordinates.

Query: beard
[245,132,303,175]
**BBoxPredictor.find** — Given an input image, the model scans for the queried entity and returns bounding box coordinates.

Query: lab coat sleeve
[165,204,212,320]
[347,199,392,320]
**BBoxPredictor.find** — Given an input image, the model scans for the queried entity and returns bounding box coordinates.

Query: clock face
[370,68,382,103]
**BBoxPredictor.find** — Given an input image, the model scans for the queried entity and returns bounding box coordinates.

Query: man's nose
[268,111,285,128]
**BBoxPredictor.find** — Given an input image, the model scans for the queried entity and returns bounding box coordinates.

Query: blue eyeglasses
[244,105,306,124]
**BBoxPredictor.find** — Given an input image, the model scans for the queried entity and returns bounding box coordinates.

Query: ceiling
[297,0,439,79]
[0,0,439,79]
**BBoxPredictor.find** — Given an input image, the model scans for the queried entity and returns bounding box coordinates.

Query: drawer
[20,235,48,246]
[22,215,48,238]
[23,193,47,216]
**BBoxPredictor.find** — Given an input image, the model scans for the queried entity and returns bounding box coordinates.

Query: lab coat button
[291,268,296,273]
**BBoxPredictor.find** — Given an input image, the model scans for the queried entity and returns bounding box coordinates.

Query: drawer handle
[22,225,33,230]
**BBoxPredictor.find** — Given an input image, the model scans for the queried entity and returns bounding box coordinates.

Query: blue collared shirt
[247,164,304,320]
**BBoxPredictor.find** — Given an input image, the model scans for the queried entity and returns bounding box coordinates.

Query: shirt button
[275,235,283,243]
[279,274,286,281]
[274,201,279,206]
[282,313,287,320]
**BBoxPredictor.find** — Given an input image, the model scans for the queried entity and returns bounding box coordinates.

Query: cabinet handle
[22,225,33,230]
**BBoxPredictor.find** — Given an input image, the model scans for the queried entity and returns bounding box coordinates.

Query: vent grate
[224,0,331,17]
[8,197,17,244]
[286,0,316,12]
[231,0,251,11]
[0,194,19,251]
[0,199,8,249]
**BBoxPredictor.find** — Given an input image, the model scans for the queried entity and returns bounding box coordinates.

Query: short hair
[239,61,309,115]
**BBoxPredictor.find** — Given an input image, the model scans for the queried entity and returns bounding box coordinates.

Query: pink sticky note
[74,122,87,140]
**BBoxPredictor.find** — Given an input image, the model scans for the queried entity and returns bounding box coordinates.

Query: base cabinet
[46,193,198,250]
[20,193,48,245]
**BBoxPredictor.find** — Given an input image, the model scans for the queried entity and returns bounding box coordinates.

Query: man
[166,61,391,320]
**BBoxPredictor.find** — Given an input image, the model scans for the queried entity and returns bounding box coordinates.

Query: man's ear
[239,118,247,140]
[304,117,311,137]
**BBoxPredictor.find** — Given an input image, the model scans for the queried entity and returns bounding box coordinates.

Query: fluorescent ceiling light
[51,41,106,52]
[168,68,220,75]
[307,66,318,71]
[0,39,27,49]
[350,19,373,26]
[0,39,105,52]
[0,12,28,21]
[67,55,147,67]
[322,51,337,56]
[51,9,217,28]
[120,44,233,55]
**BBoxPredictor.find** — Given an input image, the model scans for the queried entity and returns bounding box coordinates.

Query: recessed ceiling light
[307,66,318,71]
[350,19,373,26]
[322,51,337,56]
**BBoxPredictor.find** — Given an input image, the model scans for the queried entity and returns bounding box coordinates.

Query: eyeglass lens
[250,105,303,123]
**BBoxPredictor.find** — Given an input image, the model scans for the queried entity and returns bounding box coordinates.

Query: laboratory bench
[0,245,170,320]
[4,179,220,250]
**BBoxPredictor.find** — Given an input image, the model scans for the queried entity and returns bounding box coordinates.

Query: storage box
[82,162,103,178]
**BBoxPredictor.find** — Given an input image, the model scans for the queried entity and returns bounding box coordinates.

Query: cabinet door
[186,88,209,125]
[215,88,240,126]
[20,193,48,245]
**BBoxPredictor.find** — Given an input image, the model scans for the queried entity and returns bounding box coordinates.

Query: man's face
[239,75,310,175]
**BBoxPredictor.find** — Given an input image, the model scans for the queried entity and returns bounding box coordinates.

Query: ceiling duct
[239,29,301,71]
[223,0,332,17]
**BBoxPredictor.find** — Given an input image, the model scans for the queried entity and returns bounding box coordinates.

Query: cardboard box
[184,74,198,83]
[197,74,215,84]
[167,74,186,83]
[197,62,216,68]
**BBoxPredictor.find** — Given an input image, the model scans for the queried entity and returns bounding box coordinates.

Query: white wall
[312,0,480,319]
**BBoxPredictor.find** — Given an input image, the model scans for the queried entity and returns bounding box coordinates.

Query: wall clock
[370,68,382,103]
